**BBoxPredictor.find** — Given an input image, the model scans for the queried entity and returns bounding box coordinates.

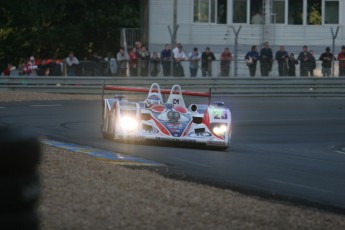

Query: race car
[101,83,232,150]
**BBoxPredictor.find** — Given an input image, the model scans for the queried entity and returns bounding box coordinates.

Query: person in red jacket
[337,46,345,77]
[220,47,233,77]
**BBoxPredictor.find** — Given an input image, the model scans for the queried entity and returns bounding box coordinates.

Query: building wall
[148,0,345,56]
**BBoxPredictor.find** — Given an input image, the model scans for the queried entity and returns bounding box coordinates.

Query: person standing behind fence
[173,45,187,77]
[66,51,79,76]
[201,47,216,77]
[150,52,160,76]
[2,63,16,76]
[288,53,298,76]
[116,47,129,77]
[25,56,39,76]
[337,46,345,77]
[245,45,259,77]
[319,47,335,77]
[129,47,138,76]
[220,48,232,77]
[275,45,289,76]
[104,52,117,76]
[259,41,273,77]
[188,47,201,77]
[138,45,150,76]
[308,50,316,77]
[160,44,172,76]
[298,45,312,76]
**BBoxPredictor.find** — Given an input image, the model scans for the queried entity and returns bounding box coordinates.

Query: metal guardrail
[1,76,344,97]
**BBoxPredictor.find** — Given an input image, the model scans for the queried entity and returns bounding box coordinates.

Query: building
[128,0,345,76]
[142,0,344,55]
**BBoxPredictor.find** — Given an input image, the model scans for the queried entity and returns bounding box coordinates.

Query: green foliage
[0,0,140,68]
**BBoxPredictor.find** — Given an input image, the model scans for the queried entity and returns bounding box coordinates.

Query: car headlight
[120,116,138,131]
[212,124,227,136]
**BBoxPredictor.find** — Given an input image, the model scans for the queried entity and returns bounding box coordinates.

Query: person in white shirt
[66,51,79,76]
[173,45,187,77]
[104,52,117,76]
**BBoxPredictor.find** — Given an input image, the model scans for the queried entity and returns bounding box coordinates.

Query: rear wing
[102,82,211,104]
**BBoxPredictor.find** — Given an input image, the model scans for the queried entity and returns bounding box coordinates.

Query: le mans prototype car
[101,83,232,150]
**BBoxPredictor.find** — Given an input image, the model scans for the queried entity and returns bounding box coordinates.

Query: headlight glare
[120,116,138,131]
[212,124,227,136]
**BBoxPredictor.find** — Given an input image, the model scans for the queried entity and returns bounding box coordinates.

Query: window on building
[233,0,247,23]
[325,0,339,24]
[217,0,227,24]
[272,0,285,24]
[250,0,263,24]
[307,0,322,25]
[193,0,227,24]
[288,0,303,24]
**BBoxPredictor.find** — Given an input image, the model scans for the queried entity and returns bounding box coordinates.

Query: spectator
[338,46,345,77]
[37,59,50,76]
[135,41,142,52]
[201,47,216,77]
[308,50,316,77]
[245,45,260,77]
[129,47,138,76]
[89,52,103,76]
[173,45,187,77]
[49,60,63,76]
[116,47,129,76]
[25,56,38,76]
[160,44,172,76]
[288,53,298,77]
[150,52,161,77]
[2,63,16,76]
[172,43,182,58]
[298,45,313,76]
[104,52,117,76]
[319,47,335,77]
[66,51,79,76]
[275,45,289,76]
[259,41,273,76]
[17,62,27,76]
[138,45,150,76]
[188,47,201,77]
[220,47,232,77]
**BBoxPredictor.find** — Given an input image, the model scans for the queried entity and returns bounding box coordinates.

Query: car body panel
[101,83,232,149]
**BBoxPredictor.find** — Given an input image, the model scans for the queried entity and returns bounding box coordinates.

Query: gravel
[1,90,345,229]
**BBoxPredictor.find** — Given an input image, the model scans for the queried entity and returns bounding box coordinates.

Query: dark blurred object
[0,126,41,230]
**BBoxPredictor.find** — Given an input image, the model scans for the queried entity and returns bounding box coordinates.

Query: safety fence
[6,59,343,78]
[1,76,344,97]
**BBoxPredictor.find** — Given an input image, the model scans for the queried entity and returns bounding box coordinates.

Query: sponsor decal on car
[207,139,226,145]
[212,110,228,119]
[155,137,197,143]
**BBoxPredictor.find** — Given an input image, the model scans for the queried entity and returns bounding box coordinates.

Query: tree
[0,0,140,69]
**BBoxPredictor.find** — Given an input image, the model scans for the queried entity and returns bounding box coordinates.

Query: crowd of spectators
[244,42,345,77]
[2,41,345,77]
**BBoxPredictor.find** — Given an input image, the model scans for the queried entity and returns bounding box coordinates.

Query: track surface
[1,97,345,211]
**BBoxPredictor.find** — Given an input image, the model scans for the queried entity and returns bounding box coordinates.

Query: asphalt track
[1,96,345,212]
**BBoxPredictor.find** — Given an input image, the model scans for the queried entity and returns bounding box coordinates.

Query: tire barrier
[0,126,41,230]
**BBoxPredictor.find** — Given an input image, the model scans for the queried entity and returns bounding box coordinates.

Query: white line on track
[30,104,63,107]
[0,106,6,109]
[266,178,332,193]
